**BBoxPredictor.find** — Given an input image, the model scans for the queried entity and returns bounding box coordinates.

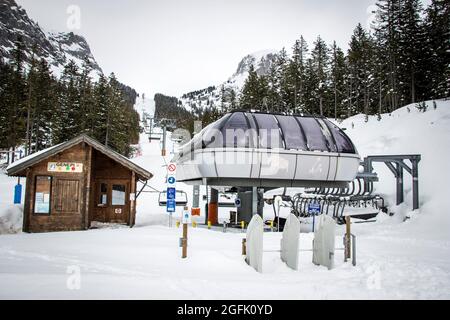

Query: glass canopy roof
[188,112,357,154]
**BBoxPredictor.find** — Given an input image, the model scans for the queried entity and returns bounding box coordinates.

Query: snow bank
[341,99,450,240]
[0,172,24,234]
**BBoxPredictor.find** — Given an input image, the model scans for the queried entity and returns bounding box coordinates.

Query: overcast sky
[17,0,387,97]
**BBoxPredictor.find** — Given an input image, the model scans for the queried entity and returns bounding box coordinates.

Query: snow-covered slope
[1,99,450,299]
[341,99,450,239]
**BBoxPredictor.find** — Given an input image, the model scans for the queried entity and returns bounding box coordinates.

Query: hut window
[34,176,52,214]
[99,183,108,205]
[112,184,126,206]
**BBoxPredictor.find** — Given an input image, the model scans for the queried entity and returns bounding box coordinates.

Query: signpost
[181,206,190,258]
[166,163,177,227]
[308,202,321,232]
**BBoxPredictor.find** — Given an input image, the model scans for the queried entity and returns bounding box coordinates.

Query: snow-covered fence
[280,214,300,271]
[312,215,336,270]
[245,215,264,273]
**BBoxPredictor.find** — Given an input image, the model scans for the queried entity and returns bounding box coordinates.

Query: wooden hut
[6,135,153,233]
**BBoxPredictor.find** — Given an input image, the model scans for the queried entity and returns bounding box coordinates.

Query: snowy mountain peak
[233,49,278,77]
[180,50,279,112]
[0,0,102,78]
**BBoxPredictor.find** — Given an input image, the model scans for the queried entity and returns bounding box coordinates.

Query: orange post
[191,208,201,216]
[208,202,218,225]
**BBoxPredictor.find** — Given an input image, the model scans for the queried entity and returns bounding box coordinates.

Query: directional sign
[182,207,191,224]
[309,203,321,232]
[167,176,176,185]
[234,198,241,208]
[167,199,176,213]
[308,203,321,215]
[168,163,177,174]
[167,187,176,200]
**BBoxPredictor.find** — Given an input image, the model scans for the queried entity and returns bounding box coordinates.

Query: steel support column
[396,162,404,205]
[412,160,419,210]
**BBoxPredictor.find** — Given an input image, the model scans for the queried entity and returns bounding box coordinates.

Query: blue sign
[234,198,241,208]
[167,187,176,200]
[309,203,321,232]
[167,176,176,185]
[167,199,176,212]
[14,184,22,204]
[308,203,321,215]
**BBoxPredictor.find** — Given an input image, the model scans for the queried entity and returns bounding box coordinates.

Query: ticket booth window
[98,183,108,206]
[34,176,52,214]
[112,184,126,206]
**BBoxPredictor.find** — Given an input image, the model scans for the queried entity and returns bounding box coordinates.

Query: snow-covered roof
[6,134,153,180]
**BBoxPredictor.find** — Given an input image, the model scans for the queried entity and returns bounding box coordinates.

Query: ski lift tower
[155,118,177,157]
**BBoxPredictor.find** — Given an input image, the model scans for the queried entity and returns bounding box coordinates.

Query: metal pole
[412,159,419,210]
[182,223,188,258]
[149,118,153,142]
[162,125,167,156]
[351,234,356,266]
[396,162,404,205]
[252,187,257,216]
[193,185,199,208]
[345,216,351,261]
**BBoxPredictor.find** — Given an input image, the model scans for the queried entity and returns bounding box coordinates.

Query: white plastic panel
[176,153,202,181]
[280,214,300,270]
[327,156,338,180]
[295,153,330,181]
[197,150,217,178]
[259,151,296,180]
[246,214,264,273]
[312,215,336,270]
[214,149,252,178]
[250,150,261,179]
[334,155,360,181]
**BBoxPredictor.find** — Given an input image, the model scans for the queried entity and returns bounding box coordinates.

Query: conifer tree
[240,64,263,109]
[310,36,330,116]
[398,0,425,103]
[330,41,347,120]
[423,0,450,99]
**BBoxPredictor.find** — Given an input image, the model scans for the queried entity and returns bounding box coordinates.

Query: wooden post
[130,171,136,227]
[242,238,247,255]
[22,168,32,233]
[345,216,351,261]
[182,223,188,259]
[83,145,92,230]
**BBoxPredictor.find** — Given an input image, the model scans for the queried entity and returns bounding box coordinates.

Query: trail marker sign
[308,203,321,215]
[167,199,176,212]
[182,207,191,224]
[308,202,321,232]
[166,163,177,214]
[167,187,176,200]
[167,176,176,185]
[168,163,177,174]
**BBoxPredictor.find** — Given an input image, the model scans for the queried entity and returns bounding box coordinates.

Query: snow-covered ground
[0,99,449,299]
